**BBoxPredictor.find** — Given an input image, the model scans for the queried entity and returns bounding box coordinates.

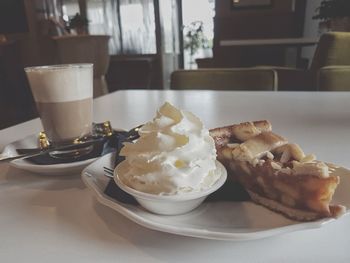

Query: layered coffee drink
[25,64,93,146]
[36,98,92,143]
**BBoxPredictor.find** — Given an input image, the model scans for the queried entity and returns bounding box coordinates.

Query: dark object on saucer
[104,127,141,204]
[104,177,249,205]
[205,180,249,202]
[22,121,139,165]
[25,137,110,164]
[25,130,121,165]
[105,179,138,205]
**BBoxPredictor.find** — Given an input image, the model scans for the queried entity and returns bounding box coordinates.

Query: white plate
[2,134,98,175]
[82,153,350,241]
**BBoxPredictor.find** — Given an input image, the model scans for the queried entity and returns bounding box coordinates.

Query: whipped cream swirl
[119,102,218,195]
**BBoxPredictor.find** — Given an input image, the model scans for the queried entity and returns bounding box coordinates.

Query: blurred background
[1,0,349,128]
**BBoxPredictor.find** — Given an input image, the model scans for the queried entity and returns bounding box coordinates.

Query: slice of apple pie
[210,120,345,221]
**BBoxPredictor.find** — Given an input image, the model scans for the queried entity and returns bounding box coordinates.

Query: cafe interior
[0,0,349,130]
[1,0,350,261]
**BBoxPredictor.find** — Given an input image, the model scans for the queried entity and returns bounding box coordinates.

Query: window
[182,0,215,68]
[119,0,156,54]
[62,0,80,22]
[63,0,159,55]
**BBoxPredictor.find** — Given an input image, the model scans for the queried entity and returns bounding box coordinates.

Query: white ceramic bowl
[114,160,227,215]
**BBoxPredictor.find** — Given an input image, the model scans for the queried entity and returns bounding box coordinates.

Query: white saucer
[2,134,98,175]
[82,153,350,241]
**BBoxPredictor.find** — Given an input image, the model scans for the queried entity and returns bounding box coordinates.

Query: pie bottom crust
[247,190,345,221]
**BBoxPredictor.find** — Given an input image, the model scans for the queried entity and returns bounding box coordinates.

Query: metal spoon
[0,122,142,163]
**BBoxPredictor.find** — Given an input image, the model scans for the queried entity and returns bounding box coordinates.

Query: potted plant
[313,0,350,32]
[69,13,89,35]
[183,21,211,68]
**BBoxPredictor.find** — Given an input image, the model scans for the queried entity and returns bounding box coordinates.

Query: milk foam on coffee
[25,64,93,143]
[26,64,92,103]
[119,102,219,195]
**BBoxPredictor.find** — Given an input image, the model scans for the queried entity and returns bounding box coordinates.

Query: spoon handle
[0,138,105,163]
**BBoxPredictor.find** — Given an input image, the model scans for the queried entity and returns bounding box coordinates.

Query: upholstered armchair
[318,66,350,91]
[171,68,277,91]
[311,32,350,91]
[171,32,350,91]
[265,32,350,91]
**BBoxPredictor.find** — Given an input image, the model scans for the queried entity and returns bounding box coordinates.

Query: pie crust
[210,120,346,221]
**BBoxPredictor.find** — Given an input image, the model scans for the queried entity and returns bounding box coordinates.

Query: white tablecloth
[1,90,350,262]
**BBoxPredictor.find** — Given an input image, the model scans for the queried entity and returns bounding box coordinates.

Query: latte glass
[25,64,93,158]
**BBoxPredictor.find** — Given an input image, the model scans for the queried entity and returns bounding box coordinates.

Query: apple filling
[210,121,346,221]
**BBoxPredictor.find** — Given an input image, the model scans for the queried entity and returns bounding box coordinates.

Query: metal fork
[100,123,142,179]
[103,166,114,178]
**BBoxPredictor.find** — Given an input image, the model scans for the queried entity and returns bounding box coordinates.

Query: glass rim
[24,63,93,72]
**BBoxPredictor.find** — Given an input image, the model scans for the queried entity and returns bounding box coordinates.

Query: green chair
[311,32,350,72]
[171,32,350,91]
[317,66,350,91]
[263,32,350,91]
[171,68,277,91]
[311,32,350,91]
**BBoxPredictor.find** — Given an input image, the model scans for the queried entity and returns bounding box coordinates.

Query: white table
[1,90,350,263]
